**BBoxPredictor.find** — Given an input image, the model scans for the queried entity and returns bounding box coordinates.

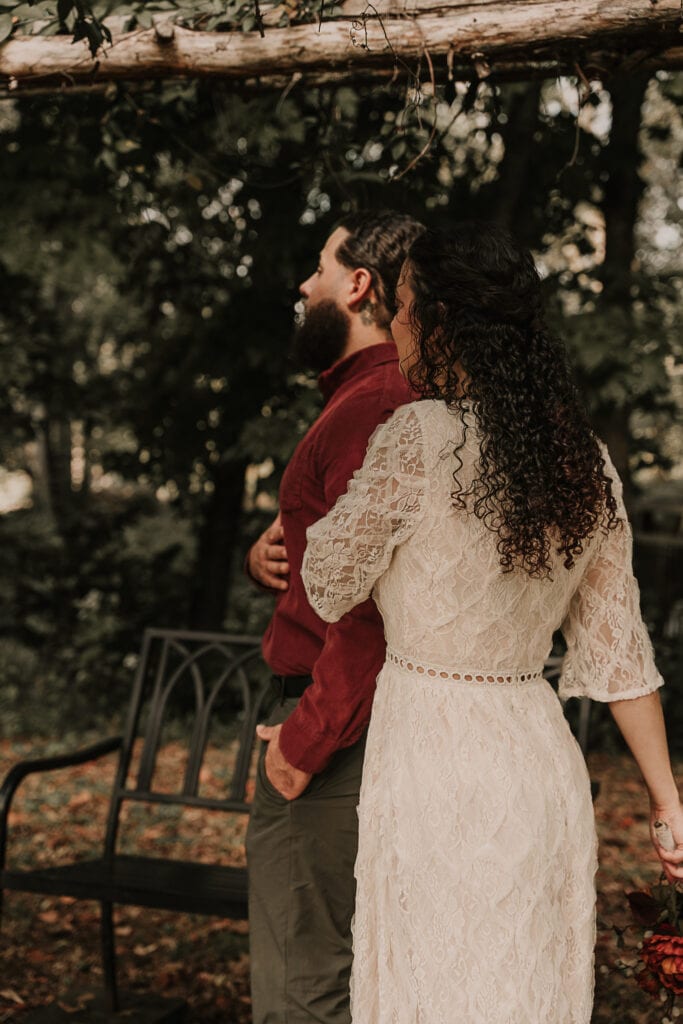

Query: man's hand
[247,514,290,591]
[257,723,312,800]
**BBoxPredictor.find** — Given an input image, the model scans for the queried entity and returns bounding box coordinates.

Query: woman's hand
[650,800,683,885]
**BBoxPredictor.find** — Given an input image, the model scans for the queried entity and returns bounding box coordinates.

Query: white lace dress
[301,399,664,1024]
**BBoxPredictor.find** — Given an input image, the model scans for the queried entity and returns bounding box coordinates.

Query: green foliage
[0,498,197,734]
[560,299,675,412]
[0,70,680,738]
[1,0,343,49]
[3,0,111,52]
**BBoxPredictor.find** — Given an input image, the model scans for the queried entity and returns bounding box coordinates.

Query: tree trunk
[43,414,77,538]
[26,416,53,517]
[601,74,651,305]
[488,82,543,241]
[594,73,650,508]
[189,459,249,631]
[1,1,680,89]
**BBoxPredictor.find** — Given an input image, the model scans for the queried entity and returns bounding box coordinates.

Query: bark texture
[1,0,681,89]
[189,459,249,631]
[593,73,651,509]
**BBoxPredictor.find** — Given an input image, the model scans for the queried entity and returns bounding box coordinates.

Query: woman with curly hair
[301,222,683,1023]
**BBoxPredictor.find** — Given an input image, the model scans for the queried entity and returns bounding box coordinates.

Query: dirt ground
[0,737,680,1023]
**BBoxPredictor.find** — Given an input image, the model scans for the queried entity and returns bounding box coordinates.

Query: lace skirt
[350,655,597,1024]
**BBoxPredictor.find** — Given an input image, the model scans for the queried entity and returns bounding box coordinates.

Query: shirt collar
[318,341,398,403]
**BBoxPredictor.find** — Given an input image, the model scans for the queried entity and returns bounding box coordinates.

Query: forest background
[0,2,681,755]
[0,4,681,1021]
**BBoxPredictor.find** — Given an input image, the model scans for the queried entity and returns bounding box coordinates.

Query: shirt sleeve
[279,400,425,775]
[277,596,387,773]
[558,451,664,703]
[302,403,429,622]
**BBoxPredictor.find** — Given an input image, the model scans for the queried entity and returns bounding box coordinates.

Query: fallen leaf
[67,791,93,809]
[26,949,50,965]
[38,910,60,925]
[0,990,25,1005]
[133,943,158,956]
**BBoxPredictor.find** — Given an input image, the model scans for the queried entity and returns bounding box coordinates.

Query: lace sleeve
[559,453,664,703]
[302,403,428,623]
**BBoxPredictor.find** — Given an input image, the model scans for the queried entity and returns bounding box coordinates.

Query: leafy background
[0,62,680,743]
[0,9,681,1021]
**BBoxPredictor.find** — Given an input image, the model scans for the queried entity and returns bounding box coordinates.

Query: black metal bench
[0,628,270,1015]
[0,634,592,1016]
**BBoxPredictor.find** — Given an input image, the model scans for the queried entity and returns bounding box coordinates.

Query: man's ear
[346,267,375,310]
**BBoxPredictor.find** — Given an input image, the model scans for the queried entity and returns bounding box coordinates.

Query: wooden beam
[0,0,680,89]
[3,46,682,98]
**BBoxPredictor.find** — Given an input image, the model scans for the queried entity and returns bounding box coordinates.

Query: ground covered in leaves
[0,736,680,1023]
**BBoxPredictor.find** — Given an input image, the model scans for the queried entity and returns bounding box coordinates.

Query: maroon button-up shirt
[262,342,414,774]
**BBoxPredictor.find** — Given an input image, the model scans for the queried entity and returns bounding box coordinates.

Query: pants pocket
[254,740,289,805]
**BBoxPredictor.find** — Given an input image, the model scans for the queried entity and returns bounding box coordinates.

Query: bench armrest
[0,736,123,867]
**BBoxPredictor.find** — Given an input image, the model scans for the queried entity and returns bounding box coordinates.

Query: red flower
[640,925,683,997]
[636,966,662,997]
[626,890,662,927]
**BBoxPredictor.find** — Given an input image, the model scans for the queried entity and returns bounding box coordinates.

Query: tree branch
[1,0,680,91]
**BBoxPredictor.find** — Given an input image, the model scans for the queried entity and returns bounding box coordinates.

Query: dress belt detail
[385,648,545,686]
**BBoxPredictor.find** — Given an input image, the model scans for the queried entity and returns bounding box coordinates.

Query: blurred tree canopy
[0,53,680,738]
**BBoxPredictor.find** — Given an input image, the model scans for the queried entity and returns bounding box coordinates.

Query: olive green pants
[246,696,366,1024]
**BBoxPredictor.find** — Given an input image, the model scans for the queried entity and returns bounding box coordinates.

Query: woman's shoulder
[375,398,449,440]
[390,397,449,425]
[405,398,475,443]
[372,400,472,466]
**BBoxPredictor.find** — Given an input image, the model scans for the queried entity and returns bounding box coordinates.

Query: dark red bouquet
[616,823,682,1019]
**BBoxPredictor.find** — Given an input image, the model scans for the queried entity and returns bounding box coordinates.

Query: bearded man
[245,211,424,1024]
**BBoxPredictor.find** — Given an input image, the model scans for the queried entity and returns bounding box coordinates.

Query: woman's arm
[558,449,681,879]
[609,690,683,883]
[302,404,429,621]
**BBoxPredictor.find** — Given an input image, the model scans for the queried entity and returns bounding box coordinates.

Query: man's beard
[290,299,351,374]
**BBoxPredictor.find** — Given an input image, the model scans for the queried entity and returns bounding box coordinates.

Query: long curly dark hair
[404,222,620,578]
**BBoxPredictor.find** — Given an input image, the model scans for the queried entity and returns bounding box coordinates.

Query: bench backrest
[103,628,271,858]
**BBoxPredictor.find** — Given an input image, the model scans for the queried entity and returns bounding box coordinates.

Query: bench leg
[577,696,592,755]
[100,901,120,1013]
